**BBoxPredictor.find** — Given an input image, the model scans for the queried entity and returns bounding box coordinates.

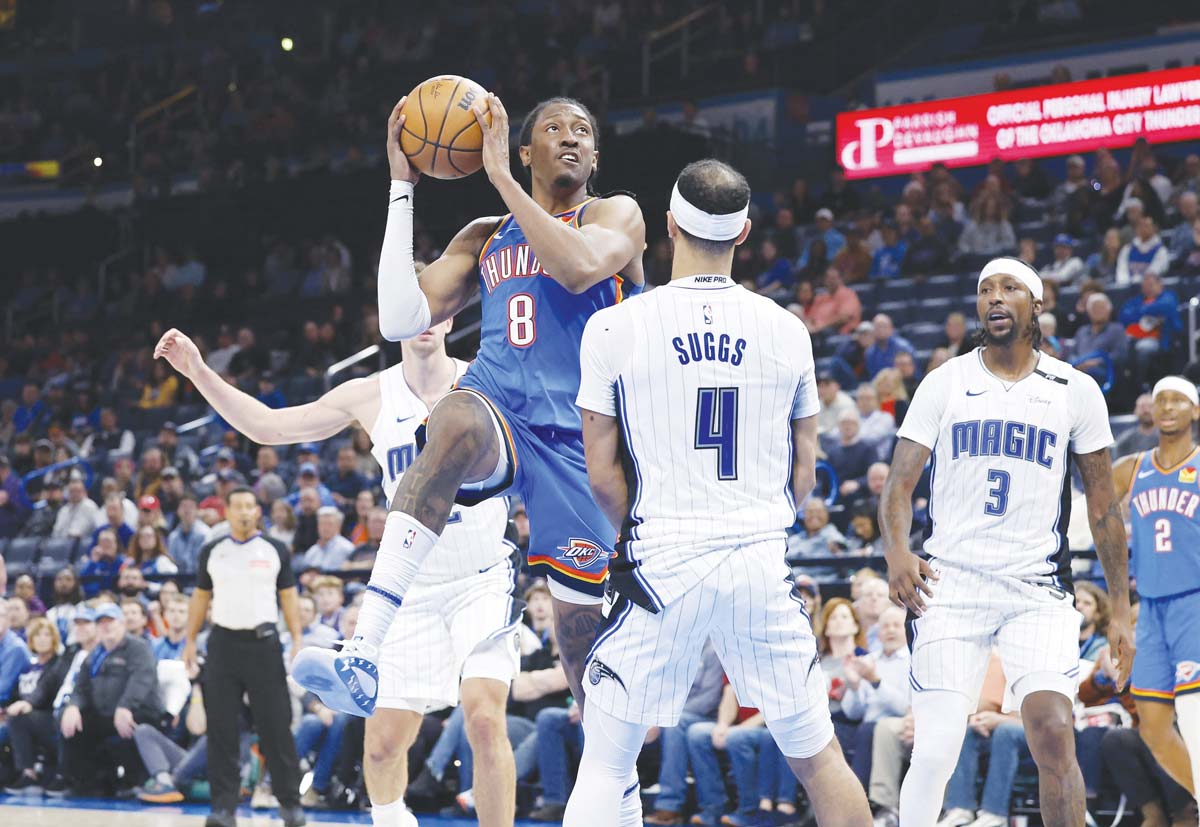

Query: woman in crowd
[129,525,179,586]
[3,617,66,794]
[267,499,297,548]
[138,360,181,409]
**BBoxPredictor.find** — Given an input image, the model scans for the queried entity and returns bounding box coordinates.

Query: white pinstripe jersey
[369,360,511,581]
[576,274,819,611]
[897,349,1112,584]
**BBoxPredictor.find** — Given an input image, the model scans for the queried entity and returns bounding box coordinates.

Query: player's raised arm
[472,94,645,294]
[377,97,490,340]
[154,329,377,445]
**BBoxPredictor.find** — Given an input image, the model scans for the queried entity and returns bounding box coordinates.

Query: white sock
[898,689,974,827]
[1175,693,1200,807]
[618,767,643,827]
[156,771,173,786]
[355,512,438,649]
[563,706,647,827]
[370,796,413,827]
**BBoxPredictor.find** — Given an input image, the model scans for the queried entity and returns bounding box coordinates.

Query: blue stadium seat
[40,537,79,567]
[877,301,914,328]
[879,278,917,304]
[850,281,878,309]
[920,275,960,300]
[4,537,41,579]
[902,323,944,352]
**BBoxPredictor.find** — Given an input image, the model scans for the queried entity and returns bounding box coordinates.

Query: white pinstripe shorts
[583,539,830,732]
[908,558,1084,708]
[376,557,523,713]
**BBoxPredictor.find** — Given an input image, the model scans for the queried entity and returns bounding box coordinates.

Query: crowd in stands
[1,138,1199,823]
[0,0,895,192]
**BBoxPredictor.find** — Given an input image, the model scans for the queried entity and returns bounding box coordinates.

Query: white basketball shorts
[583,538,832,746]
[907,557,1084,708]
[376,555,523,713]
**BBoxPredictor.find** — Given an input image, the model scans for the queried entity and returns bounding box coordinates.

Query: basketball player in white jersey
[878,258,1134,827]
[561,160,871,827]
[153,323,520,827]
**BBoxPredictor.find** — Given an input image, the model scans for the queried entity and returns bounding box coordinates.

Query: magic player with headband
[563,160,871,826]
[291,92,646,823]
[1113,375,1200,812]
[879,257,1134,827]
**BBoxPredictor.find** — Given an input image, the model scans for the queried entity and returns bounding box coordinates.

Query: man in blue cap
[52,602,162,797]
[1042,233,1084,284]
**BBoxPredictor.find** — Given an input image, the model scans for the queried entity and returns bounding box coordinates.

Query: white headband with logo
[1153,376,1199,407]
[977,258,1043,301]
[670,182,749,242]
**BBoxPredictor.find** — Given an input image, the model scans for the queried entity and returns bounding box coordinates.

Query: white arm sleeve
[377,180,432,341]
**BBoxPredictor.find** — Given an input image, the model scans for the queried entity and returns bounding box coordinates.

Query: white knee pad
[582,705,647,773]
[765,706,835,760]
[563,707,649,827]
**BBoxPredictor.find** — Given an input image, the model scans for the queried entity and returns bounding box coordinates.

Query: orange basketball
[399,75,490,180]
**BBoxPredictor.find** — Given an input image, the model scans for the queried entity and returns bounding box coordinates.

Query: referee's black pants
[204,625,301,812]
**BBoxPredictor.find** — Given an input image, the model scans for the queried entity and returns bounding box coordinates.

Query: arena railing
[20,456,94,490]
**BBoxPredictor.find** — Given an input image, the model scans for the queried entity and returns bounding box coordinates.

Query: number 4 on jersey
[695,387,739,480]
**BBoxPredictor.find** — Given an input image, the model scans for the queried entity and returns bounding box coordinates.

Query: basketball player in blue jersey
[1113,376,1200,811]
[292,92,646,824]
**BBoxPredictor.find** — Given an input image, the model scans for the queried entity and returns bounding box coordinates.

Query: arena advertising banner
[837,66,1200,180]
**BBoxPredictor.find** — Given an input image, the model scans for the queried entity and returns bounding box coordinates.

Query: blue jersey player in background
[1114,375,1200,810]
[293,90,645,827]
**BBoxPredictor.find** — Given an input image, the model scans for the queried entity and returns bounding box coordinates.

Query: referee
[183,486,306,827]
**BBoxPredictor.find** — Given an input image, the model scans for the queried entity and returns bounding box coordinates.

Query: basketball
[399,75,491,180]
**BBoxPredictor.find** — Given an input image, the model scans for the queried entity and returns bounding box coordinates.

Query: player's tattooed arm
[580,409,629,533]
[879,438,938,614]
[1076,446,1135,689]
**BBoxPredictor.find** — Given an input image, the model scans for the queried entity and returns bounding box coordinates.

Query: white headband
[977,258,1043,301]
[1153,376,1199,407]
[670,182,749,242]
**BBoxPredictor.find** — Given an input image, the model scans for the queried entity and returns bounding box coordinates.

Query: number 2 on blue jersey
[695,387,738,480]
[984,468,1010,516]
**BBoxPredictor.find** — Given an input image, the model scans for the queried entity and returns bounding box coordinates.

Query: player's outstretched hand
[154,328,204,380]
[1106,616,1135,692]
[472,93,510,184]
[387,97,420,185]
[886,550,937,615]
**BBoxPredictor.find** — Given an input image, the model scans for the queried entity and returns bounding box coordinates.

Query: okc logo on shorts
[1177,660,1200,683]
[557,538,607,570]
[588,658,626,690]
[402,528,417,549]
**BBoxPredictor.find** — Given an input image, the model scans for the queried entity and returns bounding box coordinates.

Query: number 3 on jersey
[507,293,537,347]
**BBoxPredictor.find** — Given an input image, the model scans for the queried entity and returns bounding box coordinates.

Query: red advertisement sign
[837,66,1200,179]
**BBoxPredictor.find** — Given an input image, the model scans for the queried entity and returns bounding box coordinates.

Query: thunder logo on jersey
[1130,486,1200,521]
[950,418,1057,468]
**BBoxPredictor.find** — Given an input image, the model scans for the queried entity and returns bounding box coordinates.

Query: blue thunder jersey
[459,197,642,432]
[1128,447,1200,599]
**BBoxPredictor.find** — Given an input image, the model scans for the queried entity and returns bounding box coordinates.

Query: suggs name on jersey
[672,331,748,367]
